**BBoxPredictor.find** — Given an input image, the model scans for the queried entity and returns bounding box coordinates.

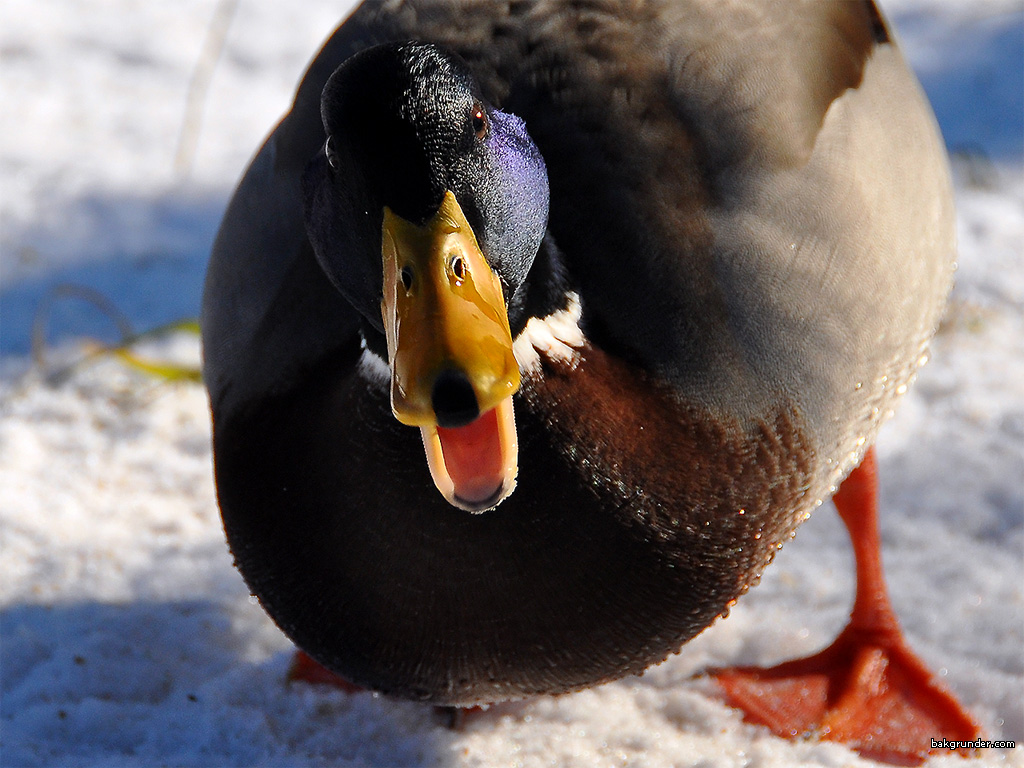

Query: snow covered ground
[1,1,1021,766]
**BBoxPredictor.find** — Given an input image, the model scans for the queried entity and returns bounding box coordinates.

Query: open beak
[381,191,520,512]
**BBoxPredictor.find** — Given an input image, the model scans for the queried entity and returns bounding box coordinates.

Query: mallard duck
[202,0,979,762]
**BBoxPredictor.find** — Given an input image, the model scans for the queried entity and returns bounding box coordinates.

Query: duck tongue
[419,396,518,512]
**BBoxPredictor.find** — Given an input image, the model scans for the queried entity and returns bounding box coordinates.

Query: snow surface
[1,1,1022,766]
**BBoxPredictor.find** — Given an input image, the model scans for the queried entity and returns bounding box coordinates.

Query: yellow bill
[380,191,520,512]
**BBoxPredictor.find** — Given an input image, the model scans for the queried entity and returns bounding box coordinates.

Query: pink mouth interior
[435,407,504,505]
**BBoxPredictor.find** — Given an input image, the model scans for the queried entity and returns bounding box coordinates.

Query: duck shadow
[1,188,224,364]
[0,598,483,767]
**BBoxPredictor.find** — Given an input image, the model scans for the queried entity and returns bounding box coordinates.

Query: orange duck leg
[714,448,981,765]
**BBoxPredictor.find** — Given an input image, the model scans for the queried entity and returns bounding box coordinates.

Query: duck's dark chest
[213,349,811,704]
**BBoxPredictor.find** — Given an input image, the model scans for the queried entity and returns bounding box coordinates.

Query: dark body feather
[203,0,953,704]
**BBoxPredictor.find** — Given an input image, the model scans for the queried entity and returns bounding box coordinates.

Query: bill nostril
[431,369,480,428]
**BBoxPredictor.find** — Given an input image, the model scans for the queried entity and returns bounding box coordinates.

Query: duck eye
[471,105,487,139]
[400,265,414,292]
[325,136,340,171]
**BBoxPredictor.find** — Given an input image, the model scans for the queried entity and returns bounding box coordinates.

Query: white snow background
[0,0,1021,766]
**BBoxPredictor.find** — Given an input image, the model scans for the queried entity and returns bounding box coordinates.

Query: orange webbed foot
[713,449,980,765]
[287,650,365,693]
[287,649,487,728]
[714,624,980,765]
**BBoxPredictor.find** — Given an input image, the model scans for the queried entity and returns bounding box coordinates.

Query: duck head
[302,42,550,512]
